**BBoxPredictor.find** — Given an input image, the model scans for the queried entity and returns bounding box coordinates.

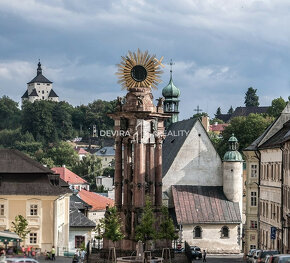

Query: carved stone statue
[157,97,164,108]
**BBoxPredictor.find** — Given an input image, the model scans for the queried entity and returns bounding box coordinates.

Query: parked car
[265,254,274,263]
[6,258,39,263]
[272,254,290,263]
[247,249,257,262]
[255,250,280,263]
[190,246,202,260]
[249,250,261,263]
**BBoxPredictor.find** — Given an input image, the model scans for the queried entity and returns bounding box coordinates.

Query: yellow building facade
[0,149,71,255]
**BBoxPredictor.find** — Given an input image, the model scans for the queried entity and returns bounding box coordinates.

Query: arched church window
[193,226,202,238]
[220,226,229,238]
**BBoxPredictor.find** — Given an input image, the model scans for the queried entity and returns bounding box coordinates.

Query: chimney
[62,164,66,168]
[201,116,210,132]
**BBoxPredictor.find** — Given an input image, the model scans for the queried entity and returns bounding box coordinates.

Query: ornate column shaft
[114,137,123,209]
[123,139,129,209]
[155,137,163,207]
[149,143,155,204]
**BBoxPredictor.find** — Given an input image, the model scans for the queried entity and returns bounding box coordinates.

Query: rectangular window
[30,204,38,216]
[251,164,258,178]
[250,245,256,250]
[42,90,44,94]
[0,204,4,216]
[251,192,257,206]
[29,233,37,244]
[75,236,85,248]
[42,96,44,99]
[250,220,257,229]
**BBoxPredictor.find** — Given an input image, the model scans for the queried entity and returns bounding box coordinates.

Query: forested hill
[0,95,116,169]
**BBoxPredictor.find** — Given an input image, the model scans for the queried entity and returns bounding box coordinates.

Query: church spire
[162,59,180,128]
[37,60,42,76]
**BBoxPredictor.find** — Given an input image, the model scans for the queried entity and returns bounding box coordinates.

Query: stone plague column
[108,87,169,250]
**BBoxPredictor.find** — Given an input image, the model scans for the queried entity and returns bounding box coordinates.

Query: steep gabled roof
[75,148,89,155]
[78,189,114,211]
[70,209,96,228]
[48,89,58,97]
[172,185,241,224]
[51,167,88,185]
[0,149,53,174]
[231,106,269,118]
[70,194,92,210]
[259,120,290,149]
[21,90,28,98]
[95,147,115,156]
[29,89,39,97]
[244,102,290,151]
[27,74,52,84]
[162,118,198,177]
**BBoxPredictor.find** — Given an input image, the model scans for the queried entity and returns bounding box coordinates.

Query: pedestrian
[203,250,207,262]
[21,246,26,256]
[51,246,55,261]
[27,246,31,257]
[80,250,86,263]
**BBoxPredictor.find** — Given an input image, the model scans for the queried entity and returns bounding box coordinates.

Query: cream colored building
[0,149,71,254]
[21,61,59,103]
[243,102,290,254]
[243,150,259,252]
[94,147,115,168]
[282,139,290,253]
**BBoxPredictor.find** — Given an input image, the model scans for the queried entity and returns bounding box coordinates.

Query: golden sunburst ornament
[116,49,164,90]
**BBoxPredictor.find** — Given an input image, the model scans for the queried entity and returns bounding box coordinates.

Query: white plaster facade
[223,161,243,216]
[68,228,92,253]
[182,224,241,253]
[162,121,222,195]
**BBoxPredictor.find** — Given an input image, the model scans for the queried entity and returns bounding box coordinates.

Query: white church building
[22,61,59,103]
[161,75,244,253]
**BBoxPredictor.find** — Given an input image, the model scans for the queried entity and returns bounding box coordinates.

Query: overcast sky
[0,0,289,119]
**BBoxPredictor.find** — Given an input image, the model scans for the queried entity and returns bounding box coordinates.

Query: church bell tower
[108,50,170,250]
[162,60,180,128]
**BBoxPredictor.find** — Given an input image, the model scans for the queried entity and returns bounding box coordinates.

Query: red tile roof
[51,167,88,185]
[172,185,241,224]
[78,189,114,211]
[210,123,229,132]
[75,148,89,155]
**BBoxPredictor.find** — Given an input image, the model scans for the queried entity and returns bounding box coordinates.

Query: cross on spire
[194,105,203,114]
[168,59,175,79]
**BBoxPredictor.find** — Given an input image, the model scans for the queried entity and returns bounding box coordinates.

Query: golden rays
[116,49,164,90]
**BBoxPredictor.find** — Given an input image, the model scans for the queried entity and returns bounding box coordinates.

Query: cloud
[0,0,290,118]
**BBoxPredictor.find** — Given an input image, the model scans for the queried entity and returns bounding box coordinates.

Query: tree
[267,97,287,118]
[192,112,208,120]
[227,106,234,114]
[209,118,224,125]
[216,114,274,157]
[135,197,156,248]
[215,107,222,117]
[72,154,102,191]
[11,215,30,241]
[244,87,259,107]
[100,206,124,247]
[45,141,79,169]
[158,206,177,247]
[0,96,21,130]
